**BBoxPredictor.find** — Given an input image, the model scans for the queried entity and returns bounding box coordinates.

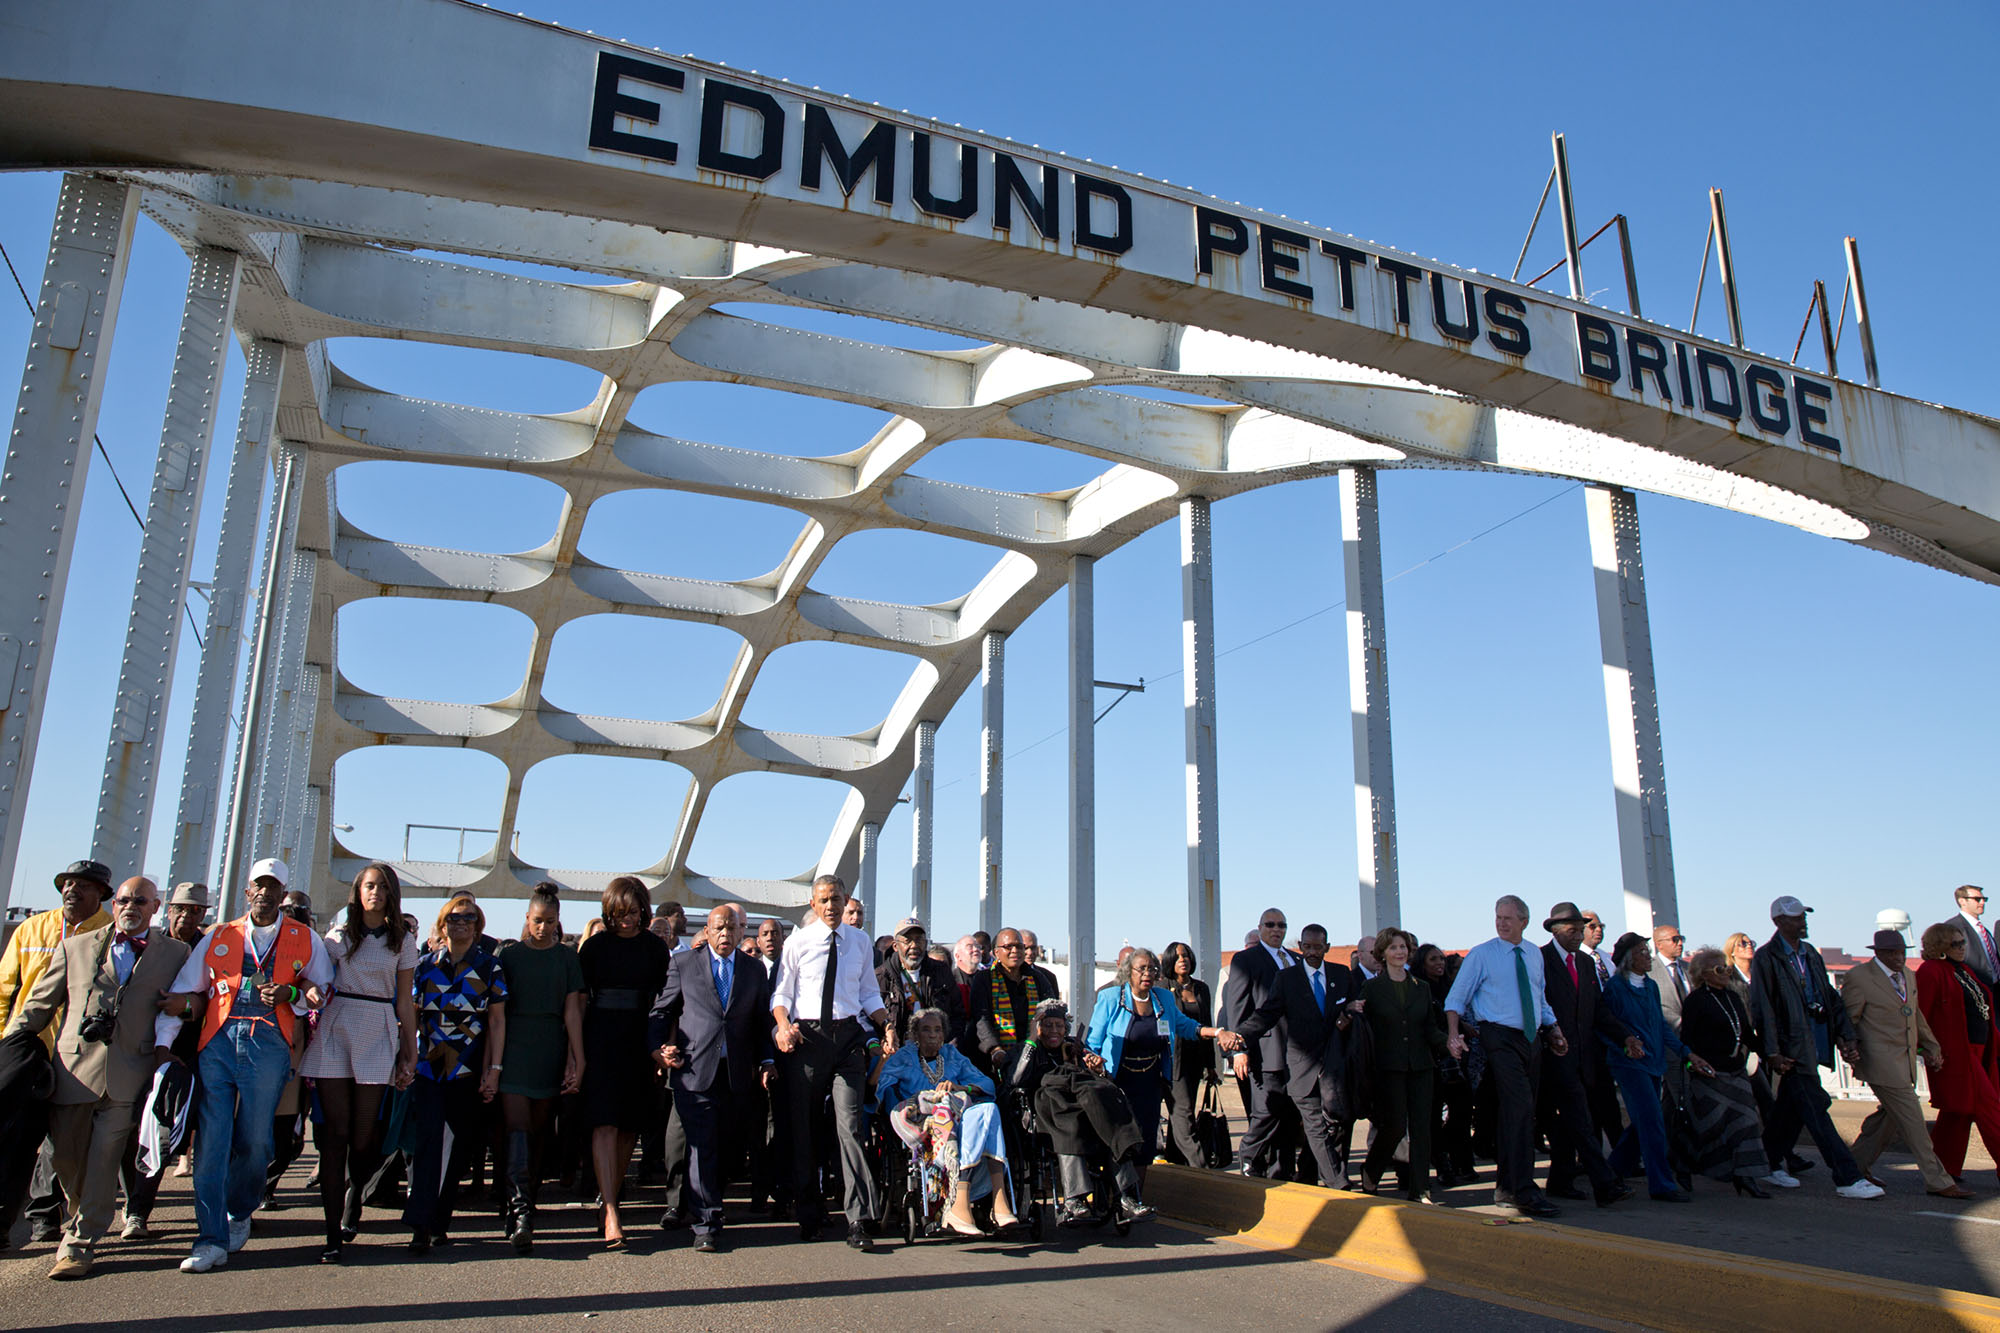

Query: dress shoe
[1929,1184,1977,1200]
[1545,1183,1588,1201]
[1593,1182,1632,1207]
[658,1208,687,1232]
[1786,1155,1816,1175]
[1119,1196,1157,1223]
[1649,1188,1692,1203]
[319,1240,343,1264]
[693,1232,722,1254]
[1732,1175,1771,1199]
[47,1251,92,1280]
[1057,1200,1095,1229]
[846,1224,874,1252]
[797,1221,821,1242]
[408,1231,432,1255]
[1514,1194,1562,1218]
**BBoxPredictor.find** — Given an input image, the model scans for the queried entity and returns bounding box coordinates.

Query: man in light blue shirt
[1444,895,1568,1218]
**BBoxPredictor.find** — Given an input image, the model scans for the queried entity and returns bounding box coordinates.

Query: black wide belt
[591,988,646,1011]
[335,991,395,1004]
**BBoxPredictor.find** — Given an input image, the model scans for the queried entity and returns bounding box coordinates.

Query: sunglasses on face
[111,895,149,907]
[1262,921,1286,931]
[445,912,479,926]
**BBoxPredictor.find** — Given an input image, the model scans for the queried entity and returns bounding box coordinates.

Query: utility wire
[935,480,1583,792]
[2,236,206,648]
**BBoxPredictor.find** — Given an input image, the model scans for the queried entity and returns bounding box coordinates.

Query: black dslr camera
[77,996,118,1045]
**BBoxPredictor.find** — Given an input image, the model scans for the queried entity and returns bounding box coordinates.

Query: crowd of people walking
[1,853,1995,1279]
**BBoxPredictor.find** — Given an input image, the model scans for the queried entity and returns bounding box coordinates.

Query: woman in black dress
[578,874,669,1248]
[1677,947,1775,1196]
[1158,941,1215,1168]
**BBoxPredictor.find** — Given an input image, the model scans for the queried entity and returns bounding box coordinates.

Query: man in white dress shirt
[771,875,893,1250]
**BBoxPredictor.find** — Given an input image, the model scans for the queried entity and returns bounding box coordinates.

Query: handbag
[1195,1074,1232,1169]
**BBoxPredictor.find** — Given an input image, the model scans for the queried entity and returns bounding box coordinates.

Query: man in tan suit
[1842,929,1967,1198]
[4,876,192,1277]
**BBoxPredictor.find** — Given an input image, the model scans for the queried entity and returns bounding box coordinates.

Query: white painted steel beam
[1585,484,1678,933]
[0,175,137,908]
[93,246,241,879]
[978,630,1004,938]
[1180,498,1222,986]
[909,721,935,925]
[170,340,282,893]
[250,522,311,875]
[1068,555,1095,1004]
[1339,467,1400,934]
[857,818,879,917]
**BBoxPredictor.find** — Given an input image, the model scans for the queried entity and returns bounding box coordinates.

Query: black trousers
[1478,1022,1542,1200]
[1236,1069,1299,1178]
[1294,1079,1350,1187]
[403,1077,488,1235]
[673,1065,736,1237]
[1764,1066,1862,1185]
[1364,1068,1433,1197]
[784,1019,876,1228]
[1539,1055,1614,1191]
[1161,1061,1207,1167]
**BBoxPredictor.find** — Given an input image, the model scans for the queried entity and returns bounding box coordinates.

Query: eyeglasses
[1949,939,1968,948]
[1262,920,1287,930]
[1664,935,1685,943]
[1966,896,1988,904]
[110,895,148,907]
[1131,965,1159,976]
[444,912,479,926]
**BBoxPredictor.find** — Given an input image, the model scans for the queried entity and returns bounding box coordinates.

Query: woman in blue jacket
[1086,948,1242,1170]
[1600,933,1716,1202]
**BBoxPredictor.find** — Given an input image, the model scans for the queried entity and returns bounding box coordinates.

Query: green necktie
[1513,945,1537,1034]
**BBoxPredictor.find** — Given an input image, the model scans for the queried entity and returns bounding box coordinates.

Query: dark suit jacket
[1957,912,1999,989]
[1750,932,1856,1069]
[647,945,774,1097]
[1222,944,1299,1073]
[1540,941,1630,1087]
[1238,960,1356,1104]
[876,954,967,1044]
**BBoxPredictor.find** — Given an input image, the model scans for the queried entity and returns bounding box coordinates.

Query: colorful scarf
[988,967,1041,1043]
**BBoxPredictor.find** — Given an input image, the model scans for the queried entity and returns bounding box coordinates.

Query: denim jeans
[1607,1063,1677,1197]
[193,1020,293,1249]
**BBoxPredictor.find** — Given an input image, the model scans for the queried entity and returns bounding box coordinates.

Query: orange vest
[196,916,315,1049]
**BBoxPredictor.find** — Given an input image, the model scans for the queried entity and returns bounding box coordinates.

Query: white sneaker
[227,1217,251,1252]
[1761,1169,1801,1188]
[179,1243,227,1273]
[1836,1179,1886,1200]
[120,1215,148,1240]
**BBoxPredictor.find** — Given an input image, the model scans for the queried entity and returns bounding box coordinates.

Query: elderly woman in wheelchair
[873,1006,1022,1237]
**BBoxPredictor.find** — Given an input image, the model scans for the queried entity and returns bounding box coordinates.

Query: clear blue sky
[3,0,1996,959]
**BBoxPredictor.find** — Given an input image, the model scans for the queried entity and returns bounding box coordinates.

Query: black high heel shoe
[1732,1175,1771,1199]
[319,1237,344,1264]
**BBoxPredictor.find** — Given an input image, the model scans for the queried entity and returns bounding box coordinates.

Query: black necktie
[820,928,840,1020]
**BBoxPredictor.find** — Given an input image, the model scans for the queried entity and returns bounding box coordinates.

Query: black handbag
[1195,1075,1233,1169]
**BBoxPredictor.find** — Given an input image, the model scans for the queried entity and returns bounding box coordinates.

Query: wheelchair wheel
[903,1198,920,1247]
[1029,1199,1045,1239]
[1113,1210,1132,1237]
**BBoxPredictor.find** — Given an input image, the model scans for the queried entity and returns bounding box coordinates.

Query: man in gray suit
[1954,886,1998,989]
[1649,924,1690,1031]
[5,877,191,1279]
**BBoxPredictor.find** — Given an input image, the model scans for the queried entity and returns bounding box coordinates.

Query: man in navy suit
[650,905,775,1253]
[1236,923,1358,1188]
[1222,908,1302,1178]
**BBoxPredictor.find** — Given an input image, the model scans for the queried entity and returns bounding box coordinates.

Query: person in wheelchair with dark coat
[1005,999,1155,1226]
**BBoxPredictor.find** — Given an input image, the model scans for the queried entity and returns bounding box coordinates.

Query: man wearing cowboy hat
[163,883,209,948]
[1843,929,1966,1197]
[0,859,115,1246]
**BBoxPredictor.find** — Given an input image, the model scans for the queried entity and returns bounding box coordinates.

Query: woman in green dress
[495,882,585,1253]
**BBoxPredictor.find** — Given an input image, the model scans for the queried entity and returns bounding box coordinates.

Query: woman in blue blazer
[1600,933,1716,1201]
[1087,949,1242,1169]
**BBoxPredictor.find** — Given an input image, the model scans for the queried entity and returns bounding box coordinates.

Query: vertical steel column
[1067,555,1096,1004]
[1180,499,1222,986]
[254,545,314,861]
[1845,236,1880,387]
[218,447,300,921]
[857,818,880,916]
[92,247,242,877]
[978,630,1005,937]
[1339,468,1400,933]
[910,721,935,924]
[1585,485,1678,932]
[276,662,319,866]
[170,341,283,891]
[0,176,138,908]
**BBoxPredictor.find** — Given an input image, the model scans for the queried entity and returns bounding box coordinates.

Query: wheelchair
[875,1101,1032,1246]
[1001,1084,1129,1238]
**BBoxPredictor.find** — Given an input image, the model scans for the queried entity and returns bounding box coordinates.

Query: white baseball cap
[248,857,290,888]
[1769,894,1812,919]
